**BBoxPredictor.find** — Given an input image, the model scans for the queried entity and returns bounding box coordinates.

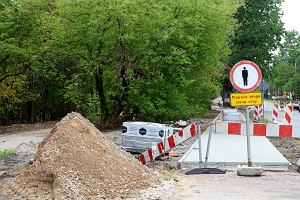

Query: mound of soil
[1,112,159,199]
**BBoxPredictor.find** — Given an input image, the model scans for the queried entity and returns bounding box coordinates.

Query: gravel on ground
[269,137,300,171]
[177,171,300,200]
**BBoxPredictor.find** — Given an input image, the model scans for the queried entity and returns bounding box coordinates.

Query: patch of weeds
[0,149,13,158]
[201,110,219,119]
[258,119,269,124]
[164,170,179,182]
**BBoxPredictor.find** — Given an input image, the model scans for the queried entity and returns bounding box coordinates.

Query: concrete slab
[237,165,263,176]
[179,133,290,169]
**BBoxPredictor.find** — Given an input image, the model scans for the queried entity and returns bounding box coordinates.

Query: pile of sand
[1,112,159,199]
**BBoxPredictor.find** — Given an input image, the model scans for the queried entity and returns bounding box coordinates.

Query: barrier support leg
[185,121,226,175]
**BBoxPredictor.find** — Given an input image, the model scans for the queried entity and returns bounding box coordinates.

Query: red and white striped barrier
[215,121,298,138]
[284,104,293,125]
[253,105,263,121]
[139,123,197,165]
[272,103,279,123]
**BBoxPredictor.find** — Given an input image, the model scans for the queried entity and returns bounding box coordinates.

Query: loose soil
[0,112,159,199]
[269,137,300,171]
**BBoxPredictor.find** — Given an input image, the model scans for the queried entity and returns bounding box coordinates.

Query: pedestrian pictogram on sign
[242,67,248,86]
[230,61,262,92]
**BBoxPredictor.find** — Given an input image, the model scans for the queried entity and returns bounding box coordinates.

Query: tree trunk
[27,100,33,123]
[95,68,109,120]
[114,64,130,118]
[27,75,34,123]
[113,33,131,118]
[41,83,48,121]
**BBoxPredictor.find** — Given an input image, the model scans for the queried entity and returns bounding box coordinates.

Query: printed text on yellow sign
[230,92,262,107]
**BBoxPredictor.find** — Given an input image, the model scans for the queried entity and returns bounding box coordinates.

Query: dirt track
[0,129,51,151]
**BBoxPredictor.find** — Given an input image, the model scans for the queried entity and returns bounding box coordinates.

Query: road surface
[178,172,300,200]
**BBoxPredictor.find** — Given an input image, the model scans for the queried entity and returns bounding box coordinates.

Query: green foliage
[0,149,13,158]
[272,31,300,98]
[222,0,284,100]
[50,0,240,121]
[258,119,269,124]
[228,0,284,78]
[0,0,241,123]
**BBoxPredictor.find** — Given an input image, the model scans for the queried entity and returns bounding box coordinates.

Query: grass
[258,119,269,124]
[0,149,13,158]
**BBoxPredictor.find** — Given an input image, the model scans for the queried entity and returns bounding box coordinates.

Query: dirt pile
[1,112,159,199]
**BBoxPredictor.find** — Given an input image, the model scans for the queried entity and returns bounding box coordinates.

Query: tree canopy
[228,0,284,75]
[222,0,284,98]
[0,0,241,124]
[272,31,300,98]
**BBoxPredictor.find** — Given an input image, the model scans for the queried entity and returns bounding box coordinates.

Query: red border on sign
[230,60,262,92]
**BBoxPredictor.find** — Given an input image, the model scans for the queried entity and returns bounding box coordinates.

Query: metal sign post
[197,123,202,167]
[245,106,252,167]
[230,95,262,162]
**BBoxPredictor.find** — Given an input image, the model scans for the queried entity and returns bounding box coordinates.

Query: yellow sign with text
[230,92,262,107]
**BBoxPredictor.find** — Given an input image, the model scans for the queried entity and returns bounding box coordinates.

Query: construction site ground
[178,171,300,200]
[1,118,300,199]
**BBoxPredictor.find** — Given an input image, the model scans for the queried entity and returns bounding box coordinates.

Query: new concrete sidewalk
[179,133,289,170]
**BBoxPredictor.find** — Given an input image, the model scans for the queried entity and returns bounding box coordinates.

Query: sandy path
[0,128,123,151]
[0,129,52,151]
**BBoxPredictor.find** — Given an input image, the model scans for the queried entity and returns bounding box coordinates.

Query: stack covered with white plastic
[121,122,173,153]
